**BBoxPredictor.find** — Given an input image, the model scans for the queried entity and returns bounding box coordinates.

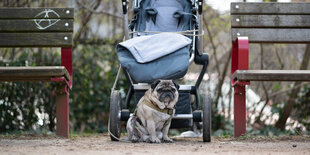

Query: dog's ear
[173,81,180,90]
[151,80,161,90]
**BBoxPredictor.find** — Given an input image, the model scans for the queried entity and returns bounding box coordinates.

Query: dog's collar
[144,99,174,116]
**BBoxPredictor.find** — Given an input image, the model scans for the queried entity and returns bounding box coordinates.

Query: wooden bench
[0,8,74,138]
[230,2,310,137]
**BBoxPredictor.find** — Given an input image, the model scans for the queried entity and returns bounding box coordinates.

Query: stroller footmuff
[117,33,191,83]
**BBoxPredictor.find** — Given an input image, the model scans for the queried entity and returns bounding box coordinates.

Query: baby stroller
[109,0,211,142]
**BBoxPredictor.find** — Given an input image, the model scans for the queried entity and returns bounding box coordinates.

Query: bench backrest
[231,2,310,43]
[0,8,73,47]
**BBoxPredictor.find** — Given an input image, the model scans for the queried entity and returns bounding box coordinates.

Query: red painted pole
[61,47,73,88]
[56,85,70,138]
[231,37,249,137]
[55,47,72,138]
[234,85,246,137]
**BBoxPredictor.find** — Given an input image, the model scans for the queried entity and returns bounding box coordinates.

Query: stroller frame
[109,0,211,142]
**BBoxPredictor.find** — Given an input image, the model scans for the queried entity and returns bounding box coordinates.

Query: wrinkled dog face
[151,80,180,106]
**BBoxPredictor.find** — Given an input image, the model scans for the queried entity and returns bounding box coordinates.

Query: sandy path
[1,134,309,155]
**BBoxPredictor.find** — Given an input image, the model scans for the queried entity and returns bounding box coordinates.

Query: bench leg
[234,85,246,137]
[56,84,70,138]
[231,37,249,137]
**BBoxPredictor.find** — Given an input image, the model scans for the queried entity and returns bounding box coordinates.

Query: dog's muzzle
[159,90,175,102]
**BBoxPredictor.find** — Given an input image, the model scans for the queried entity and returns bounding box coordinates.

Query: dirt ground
[0,134,310,155]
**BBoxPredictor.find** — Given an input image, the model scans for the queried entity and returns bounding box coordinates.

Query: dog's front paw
[162,137,173,143]
[158,103,165,110]
[131,135,139,143]
[149,137,161,143]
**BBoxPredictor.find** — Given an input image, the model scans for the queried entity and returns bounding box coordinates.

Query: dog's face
[151,80,180,106]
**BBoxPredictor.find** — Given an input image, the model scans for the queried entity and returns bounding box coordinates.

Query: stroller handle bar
[198,0,203,14]
[121,0,128,14]
[121,0,204,15]
[128,30,204,37]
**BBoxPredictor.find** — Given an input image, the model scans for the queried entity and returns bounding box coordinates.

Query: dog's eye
[157,88,163,92]
[171,88,176,92]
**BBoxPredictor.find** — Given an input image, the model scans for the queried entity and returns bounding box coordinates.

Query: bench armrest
[231,37,250,86]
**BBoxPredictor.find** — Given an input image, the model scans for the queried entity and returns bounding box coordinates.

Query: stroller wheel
[202,94,211,142]
[109,91,122,141]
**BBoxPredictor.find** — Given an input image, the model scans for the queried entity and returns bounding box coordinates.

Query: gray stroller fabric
[119,33,191,63]
[135,0,193,32]
[117,0,193,83]
[117,45,190,83]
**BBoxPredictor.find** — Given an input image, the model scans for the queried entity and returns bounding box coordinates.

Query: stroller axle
[119,109,203,122]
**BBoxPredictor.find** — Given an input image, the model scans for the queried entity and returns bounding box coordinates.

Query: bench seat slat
[0,66,70,81]
[231,15,310,28]
[231,3,310,15]
[231,28,310,43]
[0,19,73,32]
[0,8,74,19]
[233,70,310,81]
[0,33,72,47]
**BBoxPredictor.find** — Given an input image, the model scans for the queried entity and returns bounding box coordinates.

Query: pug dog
[126,80,179,143]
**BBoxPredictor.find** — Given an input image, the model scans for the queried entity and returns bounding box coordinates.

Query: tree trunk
[275,44,310,130]
[215,49,232,108]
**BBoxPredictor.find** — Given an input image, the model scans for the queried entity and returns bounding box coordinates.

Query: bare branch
[203,15,221,76]
[276,44,310,129]
[74,0,102,43]
[74,38,120,46]
[75,0,122,19]
[275,46,284,69]
[255,44,270,123]
[269,82,309,99]
[215,48,232,108]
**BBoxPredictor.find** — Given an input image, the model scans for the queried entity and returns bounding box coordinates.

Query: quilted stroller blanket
[119,33,191,63]
[117,40,190,83]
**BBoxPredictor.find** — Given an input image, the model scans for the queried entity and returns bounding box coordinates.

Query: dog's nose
[164,91,174,99]
[159,91,175,102]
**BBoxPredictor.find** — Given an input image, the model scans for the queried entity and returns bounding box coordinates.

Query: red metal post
[231,37,249,137]
[55,47,72,138]
[56,84,70,138]
[61,47,73,88]
[234,85,246,137]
